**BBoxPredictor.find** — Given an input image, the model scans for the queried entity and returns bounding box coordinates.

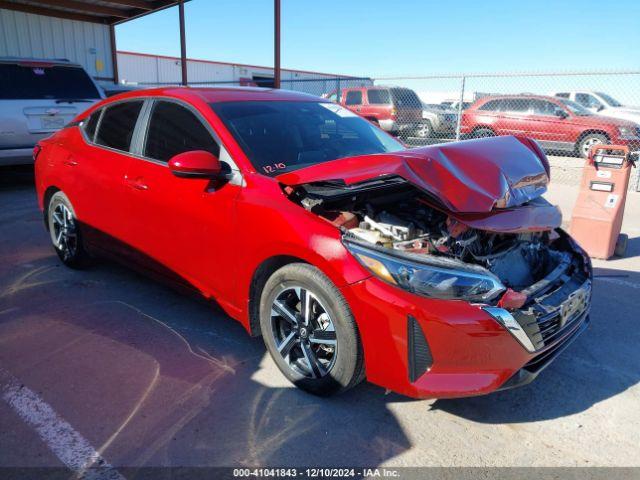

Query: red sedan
[34,87,592,398]
[460,94,640,158]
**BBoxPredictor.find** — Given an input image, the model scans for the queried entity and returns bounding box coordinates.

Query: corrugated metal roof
[0,0,187,25]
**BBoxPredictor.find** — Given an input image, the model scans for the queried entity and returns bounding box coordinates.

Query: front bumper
[378,119,420,134]
[340,240,591,399]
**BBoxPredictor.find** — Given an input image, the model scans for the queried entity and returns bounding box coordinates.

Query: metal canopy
[0,0,188,25]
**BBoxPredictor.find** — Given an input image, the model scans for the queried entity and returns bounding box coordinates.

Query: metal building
[0,7,114,83]
[116,50,369,94]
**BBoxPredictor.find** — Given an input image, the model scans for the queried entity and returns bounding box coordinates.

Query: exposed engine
[299,188,564,292]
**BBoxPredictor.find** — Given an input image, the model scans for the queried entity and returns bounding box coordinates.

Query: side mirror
[168,150,222,179]
[597,105,605,112]
[554,108,568,119]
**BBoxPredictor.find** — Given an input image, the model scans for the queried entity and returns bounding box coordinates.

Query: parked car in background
[35,87,592,399]
[101,83,142,98]
[552,91,640,125]
[461,94,640,157]
[416,103,458,138]
[443,100,472,111]
[327,86,423,137]
[0,57,104,165]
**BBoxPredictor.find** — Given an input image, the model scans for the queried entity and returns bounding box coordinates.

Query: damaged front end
[279,136,592,360]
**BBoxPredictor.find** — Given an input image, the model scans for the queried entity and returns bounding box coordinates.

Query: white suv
[0,57,104,165]
[553,91,640,125]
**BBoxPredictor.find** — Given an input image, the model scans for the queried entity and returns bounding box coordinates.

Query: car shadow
[431,267,640,424]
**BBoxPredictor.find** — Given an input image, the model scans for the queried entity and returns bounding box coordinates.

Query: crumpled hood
[277,135,551,213]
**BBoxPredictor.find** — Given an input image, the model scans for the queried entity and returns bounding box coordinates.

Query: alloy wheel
[581,136,603,157]
[270,286,338,378]
[50,202,78,262]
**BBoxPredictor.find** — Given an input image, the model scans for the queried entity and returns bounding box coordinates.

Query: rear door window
[95,101,143,152]
[502,98,530,113]
[83,110,101,141]
[345,91,363,106]
[0,63,101,100]
[367,89,391,105]
[144,101,219,163]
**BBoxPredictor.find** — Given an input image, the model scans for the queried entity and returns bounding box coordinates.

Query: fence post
[455,75,466,141]
[336,78,341,102]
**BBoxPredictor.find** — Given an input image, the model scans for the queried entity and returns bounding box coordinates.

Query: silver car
[0,57,104,165]
[416,103,459,139]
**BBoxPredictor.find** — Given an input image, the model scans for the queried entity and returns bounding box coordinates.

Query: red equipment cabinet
[570,145,633,259]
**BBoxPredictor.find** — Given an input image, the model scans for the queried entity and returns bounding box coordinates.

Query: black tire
[259,263,364,396]
[472,127,495,138]
[415,121,433,139]
[577,133,609,159]
[46,191,91,269]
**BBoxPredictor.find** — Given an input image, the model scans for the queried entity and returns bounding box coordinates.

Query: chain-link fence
[120,69,640,191]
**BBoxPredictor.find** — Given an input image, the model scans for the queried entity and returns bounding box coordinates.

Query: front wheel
[259,263,364,396]
[415,121,433,139]
[47,191,90,268]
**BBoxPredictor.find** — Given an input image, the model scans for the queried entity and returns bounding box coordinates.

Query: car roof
[479,94,562,102]
[104,86,327,104]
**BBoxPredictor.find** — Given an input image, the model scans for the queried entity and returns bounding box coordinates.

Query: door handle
[63,156,78,167]
[126,178,149,191]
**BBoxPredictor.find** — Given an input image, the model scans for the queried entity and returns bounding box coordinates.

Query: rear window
[95,101,143,152]
[478,99,503,111]
[0,63,101,100]
[390,88,421,109]
[367,89,391,104]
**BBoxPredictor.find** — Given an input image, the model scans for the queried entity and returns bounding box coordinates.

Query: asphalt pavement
[1,165,639,474]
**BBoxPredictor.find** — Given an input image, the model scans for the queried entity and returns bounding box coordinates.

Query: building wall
[116,51,371,95]
[0,8,113,81]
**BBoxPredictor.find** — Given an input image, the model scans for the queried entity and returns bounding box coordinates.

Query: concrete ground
[1,165,639,472]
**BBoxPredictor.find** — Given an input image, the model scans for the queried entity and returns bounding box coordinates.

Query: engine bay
[289,182,569,293]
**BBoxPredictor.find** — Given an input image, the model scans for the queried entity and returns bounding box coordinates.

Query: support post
[274,0,281,88]
[179,1,187,86]
[109,24,118,85]
[455,75,466,141]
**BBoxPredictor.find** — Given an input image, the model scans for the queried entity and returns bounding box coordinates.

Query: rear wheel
[47,191,90,268]
[472,127,495,138]
[578,133,609,159]
[259,263,364,396]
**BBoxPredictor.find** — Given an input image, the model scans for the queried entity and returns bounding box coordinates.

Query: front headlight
[618,126,639,139]
[346,242,505,302]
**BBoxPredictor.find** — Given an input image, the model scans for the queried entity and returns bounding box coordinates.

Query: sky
[115,0,640,103]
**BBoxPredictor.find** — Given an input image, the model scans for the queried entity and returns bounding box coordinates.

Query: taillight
[33,144,42,162]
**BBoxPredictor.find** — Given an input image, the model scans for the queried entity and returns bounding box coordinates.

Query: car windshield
[557,98,592,116]
[0,63,101,100]
[595,92,622,107]
[210,101,404,176]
